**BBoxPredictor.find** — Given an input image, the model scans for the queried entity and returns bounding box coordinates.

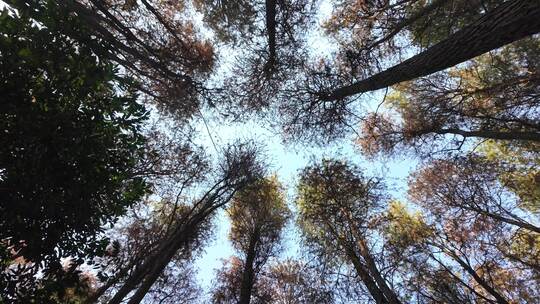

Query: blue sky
[192,101,417,297]
[188,0,419,297]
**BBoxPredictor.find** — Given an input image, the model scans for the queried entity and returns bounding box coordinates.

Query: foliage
[0,8,147,302]
[212,176,289,304]
[7,0,215,119]
[1,0,540,303]
[357,38,540,158]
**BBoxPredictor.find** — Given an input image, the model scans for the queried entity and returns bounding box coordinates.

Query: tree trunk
[106,181,240,304]
[124,241,184,304]
[121,215,206,304]
[107,215,201,304]
[323,0,540,101]
[238,234,258,304]
[264,0,277,77]
[448,251,510,304]
[436,128,540,142]
[343,244,388,304]
[341,209,401,304]
[356,239,402,304]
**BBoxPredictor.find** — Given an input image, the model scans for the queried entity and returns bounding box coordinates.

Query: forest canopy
[1,0,539,303]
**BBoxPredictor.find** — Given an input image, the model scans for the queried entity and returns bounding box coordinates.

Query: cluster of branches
[5,0,216,119]
[2,0,540,303]
[275,0,540,143]
[291,156,539,303]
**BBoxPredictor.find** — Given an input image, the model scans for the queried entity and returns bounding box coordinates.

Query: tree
[212,176,290,304]
[262,258,335,304]
[278,0,540,143]
[106,143,266,304]
[409,156,540,234]
[385,186,540,302]
[90,202,207,304]
[0,8,147,302]
[357,39,540,158]
[323,0,509,79]
[195,0,315,116]
[78,124,210,303]
[320,0,540,101]
[296,159,402,304]
[383,201,525,304]
[5,0,215,119]
[192,0,257,44]
[195,0,313,76]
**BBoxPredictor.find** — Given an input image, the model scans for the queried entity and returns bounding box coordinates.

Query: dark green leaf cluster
[0,8,148,301]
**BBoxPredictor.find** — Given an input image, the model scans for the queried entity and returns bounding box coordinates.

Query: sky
[192,97,417,296]
[187,0,419,297]
[0,0,417,299]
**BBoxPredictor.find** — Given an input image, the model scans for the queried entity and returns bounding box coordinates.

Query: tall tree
[384,199,539,303]
[106,143,265,304]
[0,8,147,302]
[90,201,207,304]
[195,0,315,115]
[279,0,540,143]
[296,159,402,304]
[212,176,290,304]
[6,0,215,118]
[320,0,540,101]
[409,156,540,234]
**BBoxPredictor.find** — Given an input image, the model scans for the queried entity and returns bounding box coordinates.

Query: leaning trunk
[343,244,388,304]
[323,0,540,100]
[238,232,259,304]
[356,238,402,304]
[448,251,510,304]
[264,0,277,77]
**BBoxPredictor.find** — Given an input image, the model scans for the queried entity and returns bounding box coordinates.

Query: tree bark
[356,239,402,304]
[342,244,388,304]
[435,128,540,142]
[323,0,540,101]
[238,233,259,304]
[264,0,277,77]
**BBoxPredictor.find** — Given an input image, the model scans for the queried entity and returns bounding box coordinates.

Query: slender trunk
[430,254,498,304]
[106,263,150,304]
[238,233,259,304]
[85,257,142,304]
[343,244,388,304]
[356,238,402,304]
[264,0,277,77]
[329,217,388,304]
[125,240,184,304]
[106,181,240,304]
[122,217,204,304]
[435,128,540,142]
[323,0,540,101]
[449,252,510,304]
[107,215,201,304]
[341,209,401,304]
